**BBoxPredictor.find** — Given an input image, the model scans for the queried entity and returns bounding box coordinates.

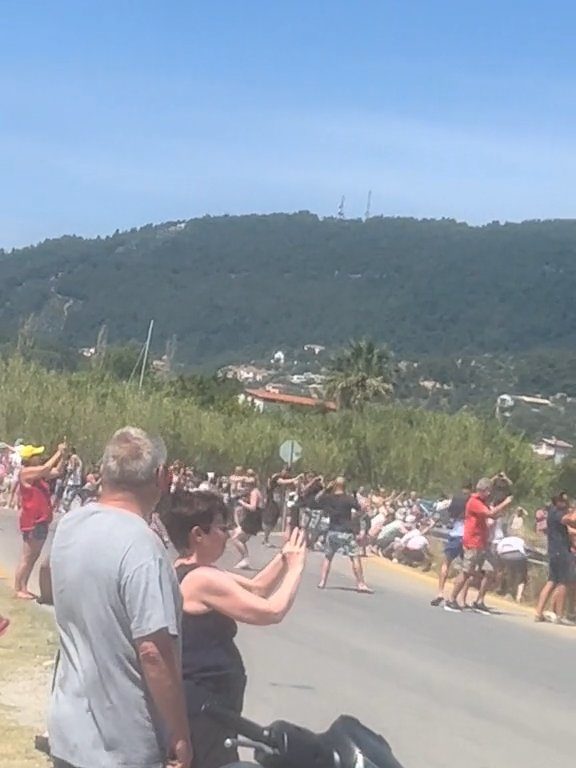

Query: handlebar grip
[201,702,273,747]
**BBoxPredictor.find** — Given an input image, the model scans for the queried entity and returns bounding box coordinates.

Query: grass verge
[0,576,57,768]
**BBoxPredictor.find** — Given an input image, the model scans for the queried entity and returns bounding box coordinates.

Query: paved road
[1,506,575,768]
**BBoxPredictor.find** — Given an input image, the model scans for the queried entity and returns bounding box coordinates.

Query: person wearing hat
[14,441,67,599]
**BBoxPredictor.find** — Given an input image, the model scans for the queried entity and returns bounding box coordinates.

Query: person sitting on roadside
[445,477,512,614]
[14,442,67,600]
[162,490,306,768]
[370,514,408,558]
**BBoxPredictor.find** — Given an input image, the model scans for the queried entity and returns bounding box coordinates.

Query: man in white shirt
[496,535,528,602]
[394,521,434,569]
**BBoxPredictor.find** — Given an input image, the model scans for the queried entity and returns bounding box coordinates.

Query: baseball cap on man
[19,445,45,460]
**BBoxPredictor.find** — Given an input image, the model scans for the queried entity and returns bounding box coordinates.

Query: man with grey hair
[49,427,192,768]
[445,476,512,614]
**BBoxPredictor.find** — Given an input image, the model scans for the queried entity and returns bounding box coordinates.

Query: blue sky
[2,0,576,248]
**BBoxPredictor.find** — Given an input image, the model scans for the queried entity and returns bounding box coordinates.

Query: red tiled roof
[245,388,337,411]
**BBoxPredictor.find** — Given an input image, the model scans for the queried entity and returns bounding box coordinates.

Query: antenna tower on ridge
[364,190,372,221]
[337,195,346,220]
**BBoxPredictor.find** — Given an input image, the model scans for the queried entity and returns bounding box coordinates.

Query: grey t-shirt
[48,503,182,768]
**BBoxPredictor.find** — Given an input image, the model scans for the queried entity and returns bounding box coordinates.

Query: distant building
[240,388,337,413]
[532,437,573,465]
[220,364,270,383]
[303,344,326,355]
[271,350,286,366]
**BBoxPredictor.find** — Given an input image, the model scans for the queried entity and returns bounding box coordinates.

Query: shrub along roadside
[0,355,556,501]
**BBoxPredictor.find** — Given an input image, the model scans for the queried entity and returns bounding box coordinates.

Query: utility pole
[139,320,154,390]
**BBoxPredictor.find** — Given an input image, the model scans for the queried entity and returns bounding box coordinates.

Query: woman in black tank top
[162,490,306,768]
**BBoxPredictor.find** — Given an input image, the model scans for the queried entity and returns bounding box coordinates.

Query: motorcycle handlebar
[201,702,275,748]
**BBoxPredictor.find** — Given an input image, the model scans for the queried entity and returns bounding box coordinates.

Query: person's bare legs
[14,538,44,598]
[0,615,10,637]
[450,570,471,605]
[262,525,272,546]
[476,572,492,604]
[565,583,576,617]
[432,557,455,604]
[318,556,332,589]
[230,531,251,568]
[435,559,450,598]
[535,580,556,620]
[551,584,568,619]
[516,580,526,603]
[351,556,372,593]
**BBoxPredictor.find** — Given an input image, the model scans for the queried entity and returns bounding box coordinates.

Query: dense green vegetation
[0,356,556,499]
[3,213,576,366]
[325,339,395,409]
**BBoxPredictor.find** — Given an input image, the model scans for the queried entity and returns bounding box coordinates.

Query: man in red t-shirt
[445,477,512,613]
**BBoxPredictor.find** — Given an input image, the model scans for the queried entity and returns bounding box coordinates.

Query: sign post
[279,439,303,467]
[278,440,303,532]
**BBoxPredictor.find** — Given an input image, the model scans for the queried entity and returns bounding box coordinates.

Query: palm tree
[324,339,395,410]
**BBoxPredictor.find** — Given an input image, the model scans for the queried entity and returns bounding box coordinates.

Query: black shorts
[549,552,571,585]
[185,673,246,768]
[288,507,300,529]
[499,551,528,582]
[240,509,262,536]
[22,522,49,543]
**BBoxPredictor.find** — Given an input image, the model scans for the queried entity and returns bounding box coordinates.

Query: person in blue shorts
[430,484,471,607]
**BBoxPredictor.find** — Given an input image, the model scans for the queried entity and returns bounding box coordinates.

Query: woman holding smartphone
[162,490,306,768]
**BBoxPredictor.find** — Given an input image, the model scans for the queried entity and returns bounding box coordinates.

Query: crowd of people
[2,432,576,768]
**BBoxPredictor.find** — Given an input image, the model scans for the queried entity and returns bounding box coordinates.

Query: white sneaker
[235,559,251,570]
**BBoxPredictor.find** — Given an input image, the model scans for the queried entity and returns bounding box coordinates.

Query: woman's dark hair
[161,490,228,551]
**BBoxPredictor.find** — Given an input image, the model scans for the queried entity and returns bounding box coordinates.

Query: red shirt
[463,493,491,549]
[19,479,52,532]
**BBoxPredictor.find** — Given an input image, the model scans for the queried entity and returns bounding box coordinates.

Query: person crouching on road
[14,441,66,600]
[162,490,306,768]
[393,518,435,570]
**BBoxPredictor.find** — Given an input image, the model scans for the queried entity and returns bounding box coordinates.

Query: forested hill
[2,213,576,365]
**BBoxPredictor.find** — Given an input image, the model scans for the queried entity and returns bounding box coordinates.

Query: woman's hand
[282,527,307,571]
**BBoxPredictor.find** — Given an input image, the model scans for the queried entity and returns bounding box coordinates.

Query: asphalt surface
[1,506,575,768]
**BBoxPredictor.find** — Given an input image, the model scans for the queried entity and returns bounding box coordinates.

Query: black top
[546,505,570,555]
[299,479,323,509]
[318,492,358,533]
[176,563,245,681]
[447,493,469,522]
